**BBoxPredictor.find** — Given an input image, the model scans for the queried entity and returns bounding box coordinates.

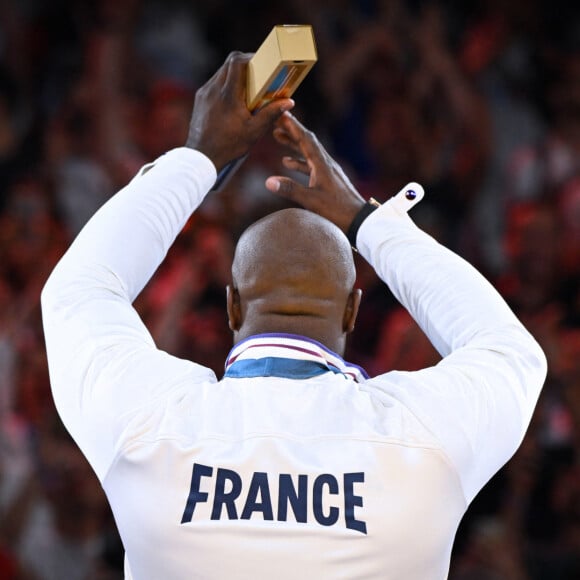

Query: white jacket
[41,148,547,579]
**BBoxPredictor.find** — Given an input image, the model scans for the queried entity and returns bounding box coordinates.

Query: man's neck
[234,319,346,358]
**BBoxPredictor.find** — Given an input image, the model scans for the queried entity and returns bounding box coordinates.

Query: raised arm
[266,113,547,503]
[41,53,294,480]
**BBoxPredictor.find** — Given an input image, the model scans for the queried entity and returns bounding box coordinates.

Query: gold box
[247,25,317,111]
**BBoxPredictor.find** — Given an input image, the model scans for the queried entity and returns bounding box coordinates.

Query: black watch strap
[346,198,381,250]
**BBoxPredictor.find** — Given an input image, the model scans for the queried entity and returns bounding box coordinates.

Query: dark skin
[266,112,368,233]
[228,208,361,356]
[186,51,295,172]
[187,52,368,355]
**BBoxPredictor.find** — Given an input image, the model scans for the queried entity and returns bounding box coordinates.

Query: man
[42,52,547,579]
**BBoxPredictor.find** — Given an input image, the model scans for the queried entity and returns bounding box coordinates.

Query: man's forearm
[42,148,216,308]
[40,147,218,479]
[357,201,544,364]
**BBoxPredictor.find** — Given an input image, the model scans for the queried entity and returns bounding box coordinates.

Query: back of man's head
[228,208,360,354]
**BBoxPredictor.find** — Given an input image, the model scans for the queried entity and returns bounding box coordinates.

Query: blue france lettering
[241,472,273,520]
[181,463,366,535]
[344,472,367,534]
[211,467,242,520]
[278,473,307,523]
[181,463,212,524]
[313,474,339,526]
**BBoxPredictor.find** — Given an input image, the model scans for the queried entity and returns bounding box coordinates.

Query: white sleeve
[356,185,547,504]
[41,147,218,481]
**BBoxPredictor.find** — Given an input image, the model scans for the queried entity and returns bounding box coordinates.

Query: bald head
[233,208,355,297]
[227,209,361,354]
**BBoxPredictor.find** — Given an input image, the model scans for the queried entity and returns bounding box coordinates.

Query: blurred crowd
[0,0,578,578]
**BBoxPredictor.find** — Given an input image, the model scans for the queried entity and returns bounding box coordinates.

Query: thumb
[253,98,295,126]
[265,175,308,204]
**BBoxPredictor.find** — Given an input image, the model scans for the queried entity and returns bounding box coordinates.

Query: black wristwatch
[346,198,381,250]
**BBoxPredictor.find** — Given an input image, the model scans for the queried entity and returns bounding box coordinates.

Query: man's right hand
[265,113,366,233]
[186,52,294,173]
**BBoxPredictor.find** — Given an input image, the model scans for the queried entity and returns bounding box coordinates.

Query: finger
[201,58,229,93]
[265,176,309,205]
[273,127,302,156]
[276,112,311,142]
[282,156,310,176]
[277,113,327,164]
[252,98,295,131]
[223,51,252,101]
[273,126,291,144]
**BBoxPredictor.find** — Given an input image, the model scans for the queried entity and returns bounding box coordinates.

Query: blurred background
[0,0,578,578]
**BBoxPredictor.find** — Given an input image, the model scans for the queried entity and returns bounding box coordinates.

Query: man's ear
[226,285,242,331]
[343,288,362,333]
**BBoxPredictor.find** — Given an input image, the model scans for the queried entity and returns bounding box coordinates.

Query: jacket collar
[224,333,368,382]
